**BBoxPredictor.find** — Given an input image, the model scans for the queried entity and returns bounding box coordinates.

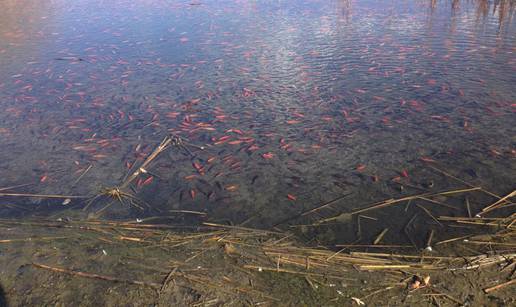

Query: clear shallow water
[0,0,515,244]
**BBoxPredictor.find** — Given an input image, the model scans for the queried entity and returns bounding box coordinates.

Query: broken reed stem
[301,192,353,216]
[466,197,472,218]
[429,286,463,305]
[121,136,172,189]
[335,244,413,248]
[483,279,516,293]
[358,264,439,270]
[463,241,516,247]
[72,164,93,186]
[202,222,284,235]
[0,183,32,192]
[426,165,502,200]
[434,235,471,245]
[0,192,87,199]
[426,230,435,249]
[244,265,349,280]
[32,263,161,289]
[361,283,404,300]
[481,190,516,214]
[373,228,389,245]
[168,210,207,215]
[404,213,418,249]
[0,236,70,243]
[417,197,456,210]
[316,187,481,224]
[350,252,455,260]
[416,204,443,227]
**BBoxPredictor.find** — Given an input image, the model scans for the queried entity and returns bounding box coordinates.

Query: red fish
[262,152,274,159]
[419,157,435,163]
[142,176,154,186]
[356,164,366,171]
[190,189,196,199]
[287,194,297,201]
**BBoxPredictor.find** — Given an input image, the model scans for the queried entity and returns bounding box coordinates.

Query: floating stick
[72,164,92,186]
[373,228,389,245]
[0,183,32,192]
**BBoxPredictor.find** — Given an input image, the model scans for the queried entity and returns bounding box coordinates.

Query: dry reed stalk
[335,244,413,248]
[121,136,172,189]
[428,286,463,305]
[0,192,86,199]
[0,183,32,192]
[358,264,439,270]
[0,236,70,243]
[483,279,516,293]
[350,252,455,260]
[417,197,456,210]
[32,263,161,288]
[426,230,435,249]
[373,228,389,245]
[315,187,481,225]
[426,165,502,200]
[416,204,443,227]
[178,272,280,301]
[202,222,283,234]
[243,265,349,280]
[300,192,353,216]
[72,164,92,186]
[481,190,516,214]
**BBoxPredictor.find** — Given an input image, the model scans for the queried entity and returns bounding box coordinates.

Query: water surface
[0,0,515,245]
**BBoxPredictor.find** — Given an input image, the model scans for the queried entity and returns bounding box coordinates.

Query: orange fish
[142,176,154,186]
[356,164,366,171]
[419,157,435,163]
[225,185,238,191]
[228,140,244,145]
[262,152,274,159]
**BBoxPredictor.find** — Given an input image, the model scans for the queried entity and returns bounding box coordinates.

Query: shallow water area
[1,0,516,305]
[0,0,515,261]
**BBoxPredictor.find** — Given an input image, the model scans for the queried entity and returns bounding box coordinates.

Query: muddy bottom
[0,219,514,307]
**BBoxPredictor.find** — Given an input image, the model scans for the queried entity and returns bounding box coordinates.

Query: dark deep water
[0,0,515,245]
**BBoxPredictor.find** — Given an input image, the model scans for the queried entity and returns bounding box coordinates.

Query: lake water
[0,0,514,246]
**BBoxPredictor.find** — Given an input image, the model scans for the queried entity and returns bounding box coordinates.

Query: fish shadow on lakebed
[0,283,7,307]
